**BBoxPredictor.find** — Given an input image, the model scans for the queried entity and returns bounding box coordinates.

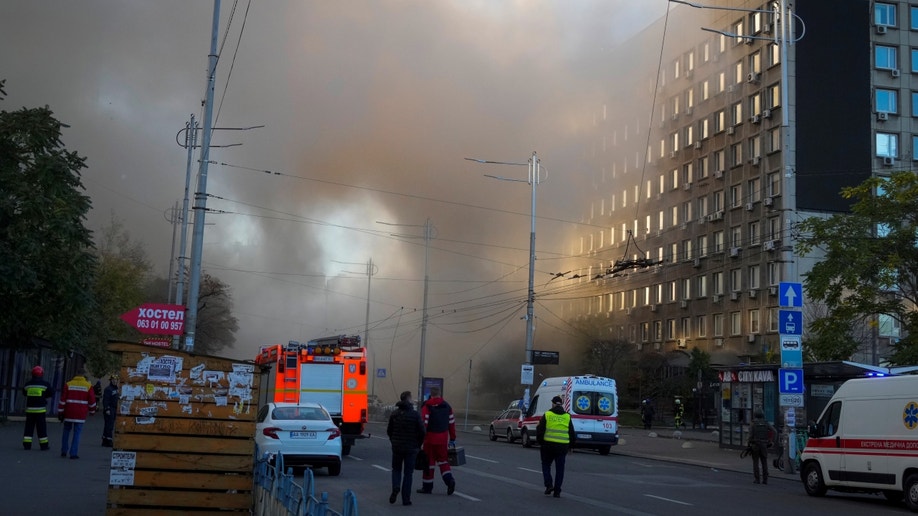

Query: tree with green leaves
[84,216,153,373]
[0,79,97,353]
[795,171,918,365]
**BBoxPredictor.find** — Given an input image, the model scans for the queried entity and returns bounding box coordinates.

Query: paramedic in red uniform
[58,369,97,459]
[416,386,457,495]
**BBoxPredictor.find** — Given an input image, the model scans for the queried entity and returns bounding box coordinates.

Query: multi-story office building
[562,1,902,364]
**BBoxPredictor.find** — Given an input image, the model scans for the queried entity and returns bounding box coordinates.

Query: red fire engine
[256,335,368,454]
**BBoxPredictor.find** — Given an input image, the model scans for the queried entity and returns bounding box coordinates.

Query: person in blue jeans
[387,391,425,506]
[58,371,97,459]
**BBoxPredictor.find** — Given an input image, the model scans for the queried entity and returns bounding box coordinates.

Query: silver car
[255,402,343,476]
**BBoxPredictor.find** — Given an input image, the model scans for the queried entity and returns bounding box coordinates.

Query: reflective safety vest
[543,411,571,444]
[23,378,53,414]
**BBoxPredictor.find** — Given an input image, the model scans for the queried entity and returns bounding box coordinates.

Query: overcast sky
[2,1,668,401]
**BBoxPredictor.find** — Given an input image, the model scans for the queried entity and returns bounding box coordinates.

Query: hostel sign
[120,303,186,335]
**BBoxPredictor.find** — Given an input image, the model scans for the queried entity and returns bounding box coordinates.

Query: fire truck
[256,335,368,454]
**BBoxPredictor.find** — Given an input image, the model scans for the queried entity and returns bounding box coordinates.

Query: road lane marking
[466,454,498,463]
[462,467,654,515]
[347,455,364,461]
[372,464,390,472]
[453,492,481,502]
[630,461,653,468]
[644,494,692,506]
[517,467,541,474]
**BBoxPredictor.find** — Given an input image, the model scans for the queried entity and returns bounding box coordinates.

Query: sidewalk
[611,426,800,481]
[1,414,111,515]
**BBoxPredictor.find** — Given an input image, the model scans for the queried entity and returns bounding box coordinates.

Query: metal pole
[365,257,374,396]
[464,359,472,431]
[166,200,179,304]
[173,115,197,348]
[523,152,539,378]
[417,218,431,405]
[184,0,220,352]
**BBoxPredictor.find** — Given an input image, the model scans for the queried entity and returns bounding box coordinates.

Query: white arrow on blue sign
[779,310,803,336]
[779,282,803,307]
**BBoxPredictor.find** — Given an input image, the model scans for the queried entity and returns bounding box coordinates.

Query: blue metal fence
[254,451,358,516]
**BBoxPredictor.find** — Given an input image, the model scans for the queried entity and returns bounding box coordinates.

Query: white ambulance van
[519,375,618,455]
[800,375,918,511]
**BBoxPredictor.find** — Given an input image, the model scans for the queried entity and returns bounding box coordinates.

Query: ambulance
[519,375,618,455]
[800,375,918,511]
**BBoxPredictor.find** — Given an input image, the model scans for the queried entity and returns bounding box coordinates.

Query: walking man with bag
[537,395,576,498]
[417,386,457,495]
[749,409,777,484]
[387,391,425,506]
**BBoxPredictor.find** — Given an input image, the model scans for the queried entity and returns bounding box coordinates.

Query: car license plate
[290,431,317,439]
[577,434,591,439]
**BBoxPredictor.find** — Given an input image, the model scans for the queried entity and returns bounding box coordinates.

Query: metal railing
[254,451,358,516]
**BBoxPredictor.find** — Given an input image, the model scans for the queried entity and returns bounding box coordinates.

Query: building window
[876,88,899,113]
[912,136,918,160]
[731,101,743,125]
[748,177,761,202]
[768,217,781,240]
[697,315,707,337]
[698,234,709,256]
[749,51,762,74]
[912,49,918,73]
[668,281,677,302]
[714,190,724,211]
[767,172,781,196]
[876,45,898,70]
[749,136,761,159]
[700,118,710,139]
[911,6,918,30]
[749,221,760,245]
[698,196,709,217]
[730,268,742,291]
[713,271,724,295]
[767,307,779,332]
[731,143,743,167]
[730,311,742,336]
[748,264,760,289]
[697,275,707,297]
[683,163,694,184]
[713,313,724,337]
[699,156,709,178]
[702,79,710,100]
[641,322,650,342]
[769,43,780,67]
[769,127,781,153]
[731,225,742,247]
[715,110,726,132]
[749,92,762,115]
[876,2,897,27]
[714,230,724,253]
[749,309,760,334]
[768,262,779,285]
[681,317,691,338]
[730,184,742,208]
[877,132,899,157]
[768,83,781,108]
[654,320,663,341]
[682,278,691,299]
[912,92,918,116]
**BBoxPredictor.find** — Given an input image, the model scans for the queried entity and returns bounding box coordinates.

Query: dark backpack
[752,420,769,441]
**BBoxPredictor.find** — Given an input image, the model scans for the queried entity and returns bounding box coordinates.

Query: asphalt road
[308,421,910,516]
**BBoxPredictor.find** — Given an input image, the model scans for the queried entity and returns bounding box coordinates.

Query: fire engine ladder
[282,353,299,403]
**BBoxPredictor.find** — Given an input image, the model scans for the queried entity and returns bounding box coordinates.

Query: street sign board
[120,303,186,335]
[142,338,172,349]
[780,335,803,368]
[779,282,803,307]
[521,364,534,385]
[780,393,804,407]
[779,368,805,394]
[376,368,386,378]
[779,310,803,336]
[532,350,560,365]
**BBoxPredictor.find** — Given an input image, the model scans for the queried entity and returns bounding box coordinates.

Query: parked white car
[255,402,342,476]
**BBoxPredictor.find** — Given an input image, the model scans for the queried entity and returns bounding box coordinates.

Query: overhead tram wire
[215,0,253,126]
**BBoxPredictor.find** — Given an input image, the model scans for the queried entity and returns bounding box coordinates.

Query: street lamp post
[377,219,433,404]
[331,258,378,394]
[466,152,542,387]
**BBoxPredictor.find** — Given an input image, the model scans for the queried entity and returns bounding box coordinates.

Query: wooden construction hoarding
[106,341,259,515]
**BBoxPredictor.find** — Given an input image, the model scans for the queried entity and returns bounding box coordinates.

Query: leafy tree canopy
[795,171,918,365]
[0,79,97,352]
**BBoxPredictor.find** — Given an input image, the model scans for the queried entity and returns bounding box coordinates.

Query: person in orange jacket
[58,370,97,459]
